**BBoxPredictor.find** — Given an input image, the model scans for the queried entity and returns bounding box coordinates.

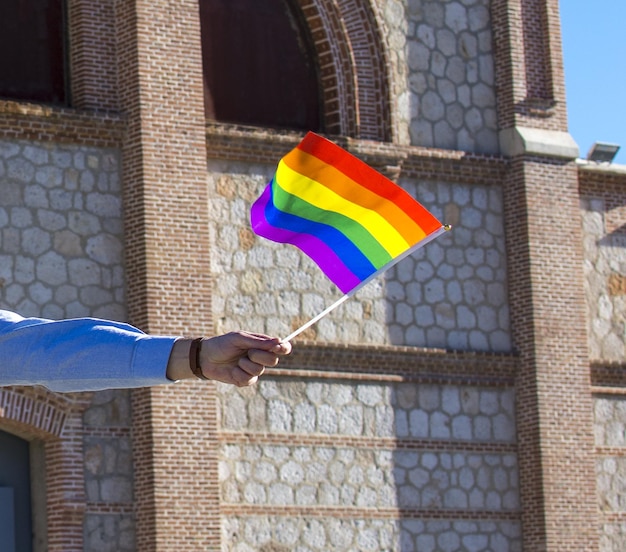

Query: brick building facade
[0,0,624,551]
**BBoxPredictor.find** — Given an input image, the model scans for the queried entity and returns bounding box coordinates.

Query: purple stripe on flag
[251,184,361,294]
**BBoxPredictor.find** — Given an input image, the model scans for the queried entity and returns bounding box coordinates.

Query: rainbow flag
[250,132,444,295]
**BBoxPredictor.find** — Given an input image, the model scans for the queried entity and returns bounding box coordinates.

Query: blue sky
[560,1,626,165]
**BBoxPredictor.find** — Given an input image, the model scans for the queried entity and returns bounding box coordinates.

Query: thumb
[233,332,292,355]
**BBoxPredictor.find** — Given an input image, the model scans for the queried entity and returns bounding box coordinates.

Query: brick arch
[295,0,392,141]
[0,387,92,552]
[0,388,74,438]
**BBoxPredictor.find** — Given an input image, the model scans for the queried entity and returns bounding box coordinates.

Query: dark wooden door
[0,431,33,552]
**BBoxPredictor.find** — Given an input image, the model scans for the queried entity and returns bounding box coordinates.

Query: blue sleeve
[0,309,177,392]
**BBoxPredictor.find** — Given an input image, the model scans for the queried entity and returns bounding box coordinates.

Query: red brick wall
[504,157,599,550]
[67,0,119,111]
[0,99,123,146]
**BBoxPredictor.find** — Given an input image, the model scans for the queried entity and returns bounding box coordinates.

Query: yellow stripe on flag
[275,160,411,258]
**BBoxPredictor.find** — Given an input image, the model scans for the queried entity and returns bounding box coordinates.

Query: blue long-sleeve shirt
[0,309,177,392]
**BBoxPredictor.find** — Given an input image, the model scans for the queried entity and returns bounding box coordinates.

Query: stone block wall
[382,0,498,153]
[217,376,520,551]
[0,139,125,321]
[0,137,135,551]
[595,396,626,552]
[580,167,626,551]
[83,390,135,552]
[580,174,626,362]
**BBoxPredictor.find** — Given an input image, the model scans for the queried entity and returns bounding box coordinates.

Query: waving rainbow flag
[250,132,445,296]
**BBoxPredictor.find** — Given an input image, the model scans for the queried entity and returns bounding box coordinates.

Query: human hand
[198,332,291,386]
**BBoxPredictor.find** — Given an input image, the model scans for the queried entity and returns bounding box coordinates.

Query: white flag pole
[282,294,351,342]
[282,225,450,342]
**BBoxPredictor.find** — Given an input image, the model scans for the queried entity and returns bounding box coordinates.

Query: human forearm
[166,332,292,386]
[0,310,175,391]
[0,310,291,391]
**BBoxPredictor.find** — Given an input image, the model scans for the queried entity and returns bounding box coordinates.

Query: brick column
[504,158,598,550]
[493,0,599,549]
[114,1,219,550]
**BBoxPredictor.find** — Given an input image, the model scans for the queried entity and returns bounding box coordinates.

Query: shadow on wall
[383,180,511,354]
[597,222,626,248]
[216,378,521,550]
[389,383,521,550]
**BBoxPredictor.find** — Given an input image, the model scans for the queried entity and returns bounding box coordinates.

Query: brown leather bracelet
[189,338,209,380]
